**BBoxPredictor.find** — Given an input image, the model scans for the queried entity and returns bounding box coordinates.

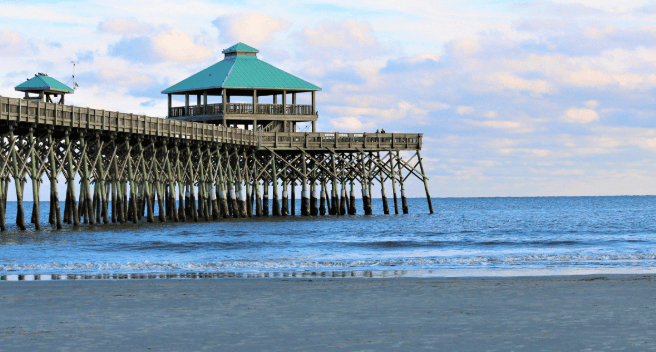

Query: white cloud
[330,116,376,132]
[304,19,377,49]
[465,119,534,133]
[0,29,38,57]
[99,69,154,87]
[456,106,475,115]
[584,100,599,108]
[494,73,553,95]
[151,29,214,63]
[453,38,480,55]
[327,101,428,121]
[562,108,600,123]
[484,111,498,118]
[213,13,289,47]
[98,17,154,35]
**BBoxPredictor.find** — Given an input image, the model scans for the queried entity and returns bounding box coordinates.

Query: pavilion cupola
[162,42,322,133]
[222,42,259,58]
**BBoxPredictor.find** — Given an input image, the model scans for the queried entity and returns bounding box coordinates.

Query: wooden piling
[0,177,5,231]
[416,151,434,214]
[291,180,296,215]
[271,155,281,216]
[208,148,218,220]
[243,151,252,218]
[396,151,409,214]
[262,181,269,216]
[164,143,178,222]
[65,131,79,226]
[187,144,197,222]
[378,152,389,215]
[80,133,95,225]
[349,181,356,215]
[310,171,318,216]
[197,146,210,221]
[360,153,372,215]
[281,177,289,216]
[339,181,347,215]
[319,180,326,216]
[324,180,331,215]
[174,144,186,222]
[28,128,41,230]
[389,151,399,215]
[224,150,238,218]
[233,149,246,218]
[301,154,310,216]
[217,149,229,218]
[330,154,338,215]
[255,180,262,217]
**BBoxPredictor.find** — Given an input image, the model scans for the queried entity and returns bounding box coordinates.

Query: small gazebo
[15,73,74,104]
[162,43,322,133]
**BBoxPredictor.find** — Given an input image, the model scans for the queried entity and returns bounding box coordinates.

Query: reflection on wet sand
[1,269,416,281]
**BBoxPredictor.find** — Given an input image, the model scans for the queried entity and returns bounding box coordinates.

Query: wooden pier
[0,43,432,231]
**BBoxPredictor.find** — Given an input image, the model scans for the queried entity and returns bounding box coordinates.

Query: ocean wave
[3,253,656,273]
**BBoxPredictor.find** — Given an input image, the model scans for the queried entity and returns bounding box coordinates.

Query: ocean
[2,196,656,279]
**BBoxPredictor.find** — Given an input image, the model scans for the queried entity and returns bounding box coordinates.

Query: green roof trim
[162,51,321,94]
[222,42,259,54]
[15,74,74,93]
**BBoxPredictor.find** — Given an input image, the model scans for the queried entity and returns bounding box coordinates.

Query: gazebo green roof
[222,42,259,54]
[162,43,321,94]
[15,74,74,94]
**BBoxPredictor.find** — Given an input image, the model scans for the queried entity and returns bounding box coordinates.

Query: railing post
[253,89,258,114]
[283,90,287,116]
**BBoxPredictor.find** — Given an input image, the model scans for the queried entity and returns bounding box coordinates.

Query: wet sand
[2,275,656,351]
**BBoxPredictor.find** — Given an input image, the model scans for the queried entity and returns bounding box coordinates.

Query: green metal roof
[222,42,259,54]
[15,74,74,93]
[162,44,321,94]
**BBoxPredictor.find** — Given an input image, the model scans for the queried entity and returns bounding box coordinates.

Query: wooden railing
[257,132,422,150]
[0,96,422,150]
[170,103,314,117]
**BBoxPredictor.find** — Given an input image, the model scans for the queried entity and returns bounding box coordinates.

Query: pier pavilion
[15,73,74,104]
[163,43,320,133]
[0,43,432,232]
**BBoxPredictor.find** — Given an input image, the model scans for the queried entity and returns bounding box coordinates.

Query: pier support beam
[389,152,399,215]
[28,128,41,230]
[417,151,434,214]
[234,150,247,218]
[9,127,26,230]
[397,151,409,214]
[301,154,309,216]
[271,155,281,216]
[291,180,296,215]
[281,177,289,216]
[378,152,389,215]
[253,160,262,217]
[65,131,79,227]
[47,131,62,229]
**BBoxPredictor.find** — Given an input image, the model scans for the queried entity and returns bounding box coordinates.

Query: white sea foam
[2,253,656,273]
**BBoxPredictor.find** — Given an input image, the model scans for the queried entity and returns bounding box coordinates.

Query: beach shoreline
[3,274,656,351]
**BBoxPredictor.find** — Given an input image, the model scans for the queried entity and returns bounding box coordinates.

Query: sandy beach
[2,275,656,351]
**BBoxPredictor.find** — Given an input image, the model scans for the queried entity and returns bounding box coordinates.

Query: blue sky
[3,0,656,197]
